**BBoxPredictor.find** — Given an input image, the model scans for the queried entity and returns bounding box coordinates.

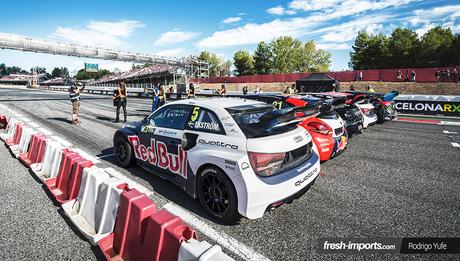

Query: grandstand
[0,73,47,85]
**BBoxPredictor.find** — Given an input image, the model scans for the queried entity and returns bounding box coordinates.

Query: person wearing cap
[218,84,227,96]
[69,82,84,125]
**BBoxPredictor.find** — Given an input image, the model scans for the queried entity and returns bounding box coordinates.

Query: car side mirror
[141,117,149,126]
[181,133,198,151]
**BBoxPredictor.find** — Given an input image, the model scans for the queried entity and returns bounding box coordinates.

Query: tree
[198,51,225,77]
[75,68,110,80]
[270,36,303,73]
[0,63,5,75]
[220,60,233,76]
[30,66,47,74]
[350,31,390,70]
[253,42,272,74]
[269,36,330,73]
[295,40,331,72]
[387,28,419,68]
[233,50,254,76]
[51,67,69,78]
[419,26,454,67]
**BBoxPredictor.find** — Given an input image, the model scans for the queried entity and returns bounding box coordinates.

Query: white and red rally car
[113,98,320,222]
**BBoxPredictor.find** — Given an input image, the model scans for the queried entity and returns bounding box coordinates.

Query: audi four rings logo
[294,135,303,142]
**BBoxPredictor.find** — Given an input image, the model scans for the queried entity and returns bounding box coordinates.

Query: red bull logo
[128,136,187,179]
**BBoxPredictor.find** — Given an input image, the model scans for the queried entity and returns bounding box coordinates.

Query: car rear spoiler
[260,104,320,123]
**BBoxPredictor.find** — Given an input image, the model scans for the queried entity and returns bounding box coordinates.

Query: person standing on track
[151,83,160,112]
[69,82,84,125]
[113,81,127,123]
[187,83,195,99]
[158,84,166,107]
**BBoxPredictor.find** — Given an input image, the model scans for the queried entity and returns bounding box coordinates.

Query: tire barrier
[98,188,197,261]
[178,238,234,261]
[0,108,234,261]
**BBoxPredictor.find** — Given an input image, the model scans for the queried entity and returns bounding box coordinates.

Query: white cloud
[154,30,200,46]
[154,48,185,57]
[289,0,340,11]
[222,17,242,24]
[413,5,460,20]
[266,5,297,15]
[266,6,285,15]
[415,23,436,36]
[197,0,414,49]
[317,42,350,50]
[51,20,144,49]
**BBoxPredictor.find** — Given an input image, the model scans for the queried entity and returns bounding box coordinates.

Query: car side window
[149,105,190,130]
[185,106,225,135]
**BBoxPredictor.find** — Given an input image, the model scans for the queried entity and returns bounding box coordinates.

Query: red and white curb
[0,106,248,261]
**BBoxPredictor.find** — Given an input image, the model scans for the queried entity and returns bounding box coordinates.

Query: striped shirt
[69,88,80,102]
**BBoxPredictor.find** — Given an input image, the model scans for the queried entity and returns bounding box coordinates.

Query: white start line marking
[443,130,458,134]
[440,121,460,126]
[163,203,271,261]
[452,142,460,148]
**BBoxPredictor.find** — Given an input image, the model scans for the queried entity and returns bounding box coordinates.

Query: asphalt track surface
[0,86,459,260]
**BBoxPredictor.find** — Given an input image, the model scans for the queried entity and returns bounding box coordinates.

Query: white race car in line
[113,98,321,222]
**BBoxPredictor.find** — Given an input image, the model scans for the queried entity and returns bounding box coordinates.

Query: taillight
[307,122,330,135]
[360,108,373,116]
[248,152,285,177]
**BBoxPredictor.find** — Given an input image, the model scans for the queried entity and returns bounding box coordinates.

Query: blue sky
[0,0,459,75]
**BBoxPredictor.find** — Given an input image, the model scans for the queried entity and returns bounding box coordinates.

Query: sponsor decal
[296,162,312,173]
[394,101,460,116]
[220,115,232,121]
[157,129,177,137]
[141,125,155,133]
[225,165,236,171]
[128,136,187,179]
[295,167,318,187]
[241,162,250,170]
[294,135,304,143]
[225,160,236,166]
[188,121,220,131]
[198,139,238,150]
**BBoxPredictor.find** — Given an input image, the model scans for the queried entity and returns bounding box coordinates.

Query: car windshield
[227,105,299,138]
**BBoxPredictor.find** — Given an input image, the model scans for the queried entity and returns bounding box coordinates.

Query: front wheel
[114,135,135,168]
[197,166,240,223]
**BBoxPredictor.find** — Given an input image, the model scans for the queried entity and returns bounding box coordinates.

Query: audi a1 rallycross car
[308,92,365,134]
[113,98,320,222]
[244,94,348,161]
[344,91,399,123]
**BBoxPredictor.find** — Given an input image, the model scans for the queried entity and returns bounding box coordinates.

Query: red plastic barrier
[98,189,197,261]
[44,150,94,204]
[6,123,23,146]
[19,134,47,167]
[0,115,7,129]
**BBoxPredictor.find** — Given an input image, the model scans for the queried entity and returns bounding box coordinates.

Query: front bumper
[231,151,321,219]
[362,114,378,128]
[330,130,348,158]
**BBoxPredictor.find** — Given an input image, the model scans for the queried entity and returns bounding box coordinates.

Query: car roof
[169,97,268,109]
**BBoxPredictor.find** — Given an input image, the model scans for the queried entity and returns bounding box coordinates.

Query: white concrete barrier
[178,238,234,261]
[62,166,125,245]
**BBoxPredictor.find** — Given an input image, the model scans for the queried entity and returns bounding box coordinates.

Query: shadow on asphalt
[47,117,73,124]
[98,148,240,226]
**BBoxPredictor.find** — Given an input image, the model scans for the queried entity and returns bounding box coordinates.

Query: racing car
[307,93,365,134]
[344,91,399,123]
[113,98,320,222]
[243,94,348,161]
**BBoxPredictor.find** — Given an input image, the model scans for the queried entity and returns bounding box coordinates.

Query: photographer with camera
[69,81,84,125]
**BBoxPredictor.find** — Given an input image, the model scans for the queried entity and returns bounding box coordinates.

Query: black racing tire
[376,106,385,124]
[197,166,240,223]
[114,135,136,168]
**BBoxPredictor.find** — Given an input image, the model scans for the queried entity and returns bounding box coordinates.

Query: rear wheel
[197,166,239,223]
[114,135,135,168]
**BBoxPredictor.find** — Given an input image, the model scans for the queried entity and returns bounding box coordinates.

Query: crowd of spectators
[435,68,459,82]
